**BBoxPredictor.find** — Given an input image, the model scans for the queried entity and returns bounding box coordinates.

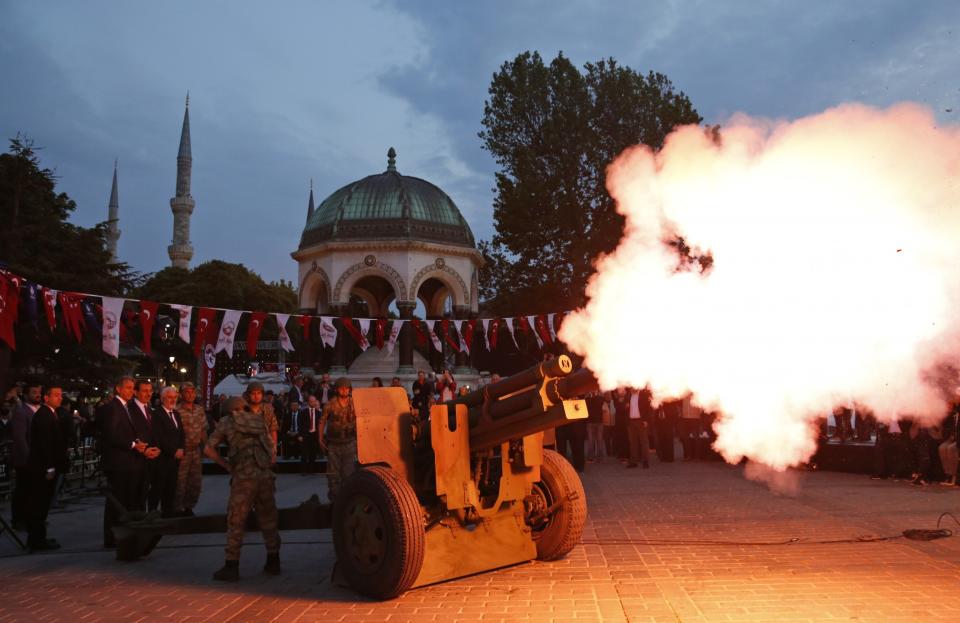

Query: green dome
[299,148,475,250]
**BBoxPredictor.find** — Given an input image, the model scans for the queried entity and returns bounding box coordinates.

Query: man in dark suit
[127,379,162,511]
[26,385,68,551]
[9,382,42,530]
[298,395,321,474]
[98,376,158,548]
[152,386,185,516]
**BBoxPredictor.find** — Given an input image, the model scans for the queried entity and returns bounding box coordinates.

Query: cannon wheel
[529,449,587,561]
[332,466,425,599]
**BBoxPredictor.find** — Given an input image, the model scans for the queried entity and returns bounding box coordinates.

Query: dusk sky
[2,1,956,285]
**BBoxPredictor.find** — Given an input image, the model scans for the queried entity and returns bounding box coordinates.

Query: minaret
[168,93,195,270]
[306,178,315,223]
[106,159,120,262]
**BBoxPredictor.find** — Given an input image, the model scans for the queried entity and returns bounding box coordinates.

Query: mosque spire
[106,159,120,262]
[386,146,397,173]
[168,93,195,269]
[306,178,315,222]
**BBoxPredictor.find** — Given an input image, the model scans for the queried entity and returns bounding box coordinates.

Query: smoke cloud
[561,103,960,470]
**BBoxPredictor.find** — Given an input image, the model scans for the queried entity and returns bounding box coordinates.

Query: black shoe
[626,463,638,469]
[213,561,239,582]
[263,553,281,576]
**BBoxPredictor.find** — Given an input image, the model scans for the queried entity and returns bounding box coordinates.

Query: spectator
[10,381,42,531]
[626,388,653,469]
[153,386,185,516]
[411,370,430,417]
[611,388,631,462]
[370,377,383,388]
[436,370,456,402]
[601,390,617,460]
[678,394,702,461]
[316,374,333,406]
[585,391,606,463]
[390,376,402,388]
[297,396,321,475]
[26,384,68,551]
[656,399,680,463]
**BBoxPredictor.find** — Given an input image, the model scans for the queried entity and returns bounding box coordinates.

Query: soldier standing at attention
[318,378,357,501]
[204,397,281,581]
[245,382,279,453]
[174,382,207,516]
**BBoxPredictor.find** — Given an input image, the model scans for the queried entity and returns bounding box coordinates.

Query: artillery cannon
[112,355,597,600]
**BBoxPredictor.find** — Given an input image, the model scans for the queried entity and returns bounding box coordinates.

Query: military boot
[213,560,239,582]
[263,553,281,576]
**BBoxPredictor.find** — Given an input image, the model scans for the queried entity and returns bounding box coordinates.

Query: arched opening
[300,272,331,313]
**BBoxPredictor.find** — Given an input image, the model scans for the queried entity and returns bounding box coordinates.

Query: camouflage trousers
[326,439,357,501]
[225,476,280,561]
[174,450,203,512]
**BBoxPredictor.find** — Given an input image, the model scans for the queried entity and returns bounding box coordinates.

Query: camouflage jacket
[177,402,208,451]
[320,398,356,443]
[207,410,275,479]
[248,402,279,438]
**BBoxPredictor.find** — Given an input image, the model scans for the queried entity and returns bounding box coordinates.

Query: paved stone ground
[3,459,960,622]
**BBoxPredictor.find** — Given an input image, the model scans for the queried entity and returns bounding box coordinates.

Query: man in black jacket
[27,385,68,551]
[128,379,162,511]
[152,386,185,516]
[297,395,321,474]
[98,376,158,548]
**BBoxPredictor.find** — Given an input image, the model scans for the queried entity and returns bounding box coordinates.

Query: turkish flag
[375,319,388,349]
[297,315,312,340]
[139,300,159,353]
[489,318,500,350]
[0,273,19,349]
[410,319,428,347]
[246,311,268,358]
[194,308,217,357]
[440,319,460,352]
[41,288,57,331]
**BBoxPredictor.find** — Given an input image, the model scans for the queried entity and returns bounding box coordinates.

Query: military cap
[336,377,352,389]
[247,381,265,393]
[180,381,195,390]
[224,396,246,412]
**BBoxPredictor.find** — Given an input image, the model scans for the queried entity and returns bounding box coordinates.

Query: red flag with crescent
[535,314,553,347]
[41,288,57,331]
[462,319,476,352]
[138,300,159,353]
[297,315,312,340]
[375,319,388,349]
[489,318,500,350]
[58,292,86,343]
[340,317,370,351]
[246,311,268,358]
[194,307,217,357]
[0,272,19,349]
[440,319,460,352]
[410,319,428,347]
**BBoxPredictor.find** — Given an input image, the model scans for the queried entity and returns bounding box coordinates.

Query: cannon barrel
[437,356,599,452]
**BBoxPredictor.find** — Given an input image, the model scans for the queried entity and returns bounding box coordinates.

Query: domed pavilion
[292,148,483,378]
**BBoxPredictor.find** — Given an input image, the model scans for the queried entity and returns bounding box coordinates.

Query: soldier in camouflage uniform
[245,382,279,451]
[318,377,357,501]
[174,382,207,516]
[204,396,281,581]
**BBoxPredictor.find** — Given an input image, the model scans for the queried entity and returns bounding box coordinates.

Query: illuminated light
[561,103,960,470]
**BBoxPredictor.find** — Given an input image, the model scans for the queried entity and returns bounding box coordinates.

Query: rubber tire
[532,449,588,561]
[332,466,425,599]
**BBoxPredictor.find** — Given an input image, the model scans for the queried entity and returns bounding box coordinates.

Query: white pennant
[481,318,491,351]
[318,316,338,348]
[526,315,544,349]
[504,318,519,348]
[386,319,405,355]
[275,313,295,352]
[456,320,470,355]
[356,318,371,351]
[170,304,193,343]
[425,319,444,352]
[101,297,125,358]
[547,313,558,341]
[215,310,244,358]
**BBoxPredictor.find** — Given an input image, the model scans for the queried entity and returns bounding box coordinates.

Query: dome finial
[387,147,397,173]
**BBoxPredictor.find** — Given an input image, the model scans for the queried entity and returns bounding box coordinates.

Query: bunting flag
[42,288,57,331]
[170,304,192,343]
[461,320,475,354]
[297,315,312,340]
[139,300,160,353]
[0,273,19,349]
[246,311,268,358]
[410,319,428,347]
[502,317,518,349]
[534,314,553,347]
[215,309,244,357]
[101,297,124,357]
[341,317,370,351]
[82,300,102,336]
[375,318,388,350]
[424,320,444,352]
[357,318,372,351]
[318,316,338,348]
[455,320,471,355]
[481,318,491,351]
[193,307,217,357]
[440,319,460,352]
[23,282,39,328]
[275,313,295,352]
[520,315,543,349]
[386,319,404,355]
[59,293,86,343]
[547,312,558,342]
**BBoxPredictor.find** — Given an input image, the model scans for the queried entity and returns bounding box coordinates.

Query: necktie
[143,404,151,424]
[169,410,179,429]
[292,414,298,434]
[310,408,315,432]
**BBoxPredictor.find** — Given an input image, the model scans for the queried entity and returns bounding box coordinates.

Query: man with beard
[26,385,67,551]
[9,382,41,530]
[153,387,185,516]
[174,382,207,516]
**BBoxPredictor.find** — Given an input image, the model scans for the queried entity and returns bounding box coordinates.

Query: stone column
[328,303,348,376]
[396,301,416,374]
[453,304,474,375]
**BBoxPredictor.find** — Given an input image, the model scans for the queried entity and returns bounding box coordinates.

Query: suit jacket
[297,406,321,440]
[99,397,146,471]
[9,402,38,467]
[28,405,68,474]
[152,406,185,461]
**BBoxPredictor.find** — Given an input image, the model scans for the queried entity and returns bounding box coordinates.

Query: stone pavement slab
[3,461,960,622]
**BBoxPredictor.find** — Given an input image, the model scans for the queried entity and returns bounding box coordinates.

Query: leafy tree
[478,52,702,314]
[137,261,297,313]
